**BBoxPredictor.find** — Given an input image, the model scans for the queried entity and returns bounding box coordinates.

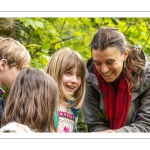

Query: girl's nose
[71,75,77,83]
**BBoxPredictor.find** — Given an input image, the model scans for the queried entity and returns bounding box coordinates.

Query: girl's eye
[66,72,71,75]
[77,74,81,78]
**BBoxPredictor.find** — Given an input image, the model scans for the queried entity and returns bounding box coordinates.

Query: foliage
[1,17,150,132]
[14,18,150,64]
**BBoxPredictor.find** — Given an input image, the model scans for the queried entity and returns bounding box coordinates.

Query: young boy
[0,37,31,126]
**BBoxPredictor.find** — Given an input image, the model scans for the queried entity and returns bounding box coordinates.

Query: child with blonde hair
[0,68,59,132]
[44,47,86,132]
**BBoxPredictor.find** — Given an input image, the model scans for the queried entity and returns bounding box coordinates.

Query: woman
[82,27,150,132]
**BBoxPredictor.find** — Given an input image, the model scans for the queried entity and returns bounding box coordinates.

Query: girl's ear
[0,59,7,71]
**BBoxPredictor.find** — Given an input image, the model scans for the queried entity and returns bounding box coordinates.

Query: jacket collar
[86,58,100,92]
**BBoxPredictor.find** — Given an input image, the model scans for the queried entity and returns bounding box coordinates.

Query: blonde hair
[45,47,86,109]
[0,36,31,69]
[2,68,59,132]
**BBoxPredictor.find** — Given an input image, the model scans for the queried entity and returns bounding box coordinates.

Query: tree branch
[59,18,67,34]
[144,34,150,48]
[50,36,74,46]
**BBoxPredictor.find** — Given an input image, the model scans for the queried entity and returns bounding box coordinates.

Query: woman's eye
[95,62,101,66]
[106,61,113,65]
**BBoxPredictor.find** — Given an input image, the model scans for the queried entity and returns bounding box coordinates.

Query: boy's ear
[0,59,7,71]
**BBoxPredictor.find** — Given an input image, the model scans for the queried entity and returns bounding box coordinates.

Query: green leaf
[41,43,50,53]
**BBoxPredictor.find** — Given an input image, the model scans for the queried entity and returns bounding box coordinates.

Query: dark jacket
[82,55,150,132]
[0,88,4,128]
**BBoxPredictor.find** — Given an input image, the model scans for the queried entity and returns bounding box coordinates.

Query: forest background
[0,17,150,132]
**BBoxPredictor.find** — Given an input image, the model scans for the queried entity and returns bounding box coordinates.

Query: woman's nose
[101,64,109,73]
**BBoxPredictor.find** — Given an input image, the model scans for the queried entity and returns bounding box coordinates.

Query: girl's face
[62,66,81,96]
[92,47,128,82]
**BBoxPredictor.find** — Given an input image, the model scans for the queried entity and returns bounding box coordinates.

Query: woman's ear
[124,48,129,61]
[0,59,7,71]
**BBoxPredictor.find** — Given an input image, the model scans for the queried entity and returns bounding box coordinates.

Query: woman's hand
[91,130,116,133]
[100,130,116,133]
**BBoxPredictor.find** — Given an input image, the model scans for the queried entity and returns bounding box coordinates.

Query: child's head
[1,68,59,132]
[0,121,34,133]
[45,47,86,108]
[0,37,31,88]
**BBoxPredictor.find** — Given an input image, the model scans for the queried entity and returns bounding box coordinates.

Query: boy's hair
[1,68,59,132]
[44,47,86,109]
[0,37,31,69]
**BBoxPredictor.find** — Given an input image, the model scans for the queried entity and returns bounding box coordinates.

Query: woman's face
[92,47,128,82]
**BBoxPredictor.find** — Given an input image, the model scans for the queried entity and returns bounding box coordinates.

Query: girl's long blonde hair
[45,47,86,109]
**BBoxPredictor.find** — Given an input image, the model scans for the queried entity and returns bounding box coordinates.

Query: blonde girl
[45,47,86,132]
